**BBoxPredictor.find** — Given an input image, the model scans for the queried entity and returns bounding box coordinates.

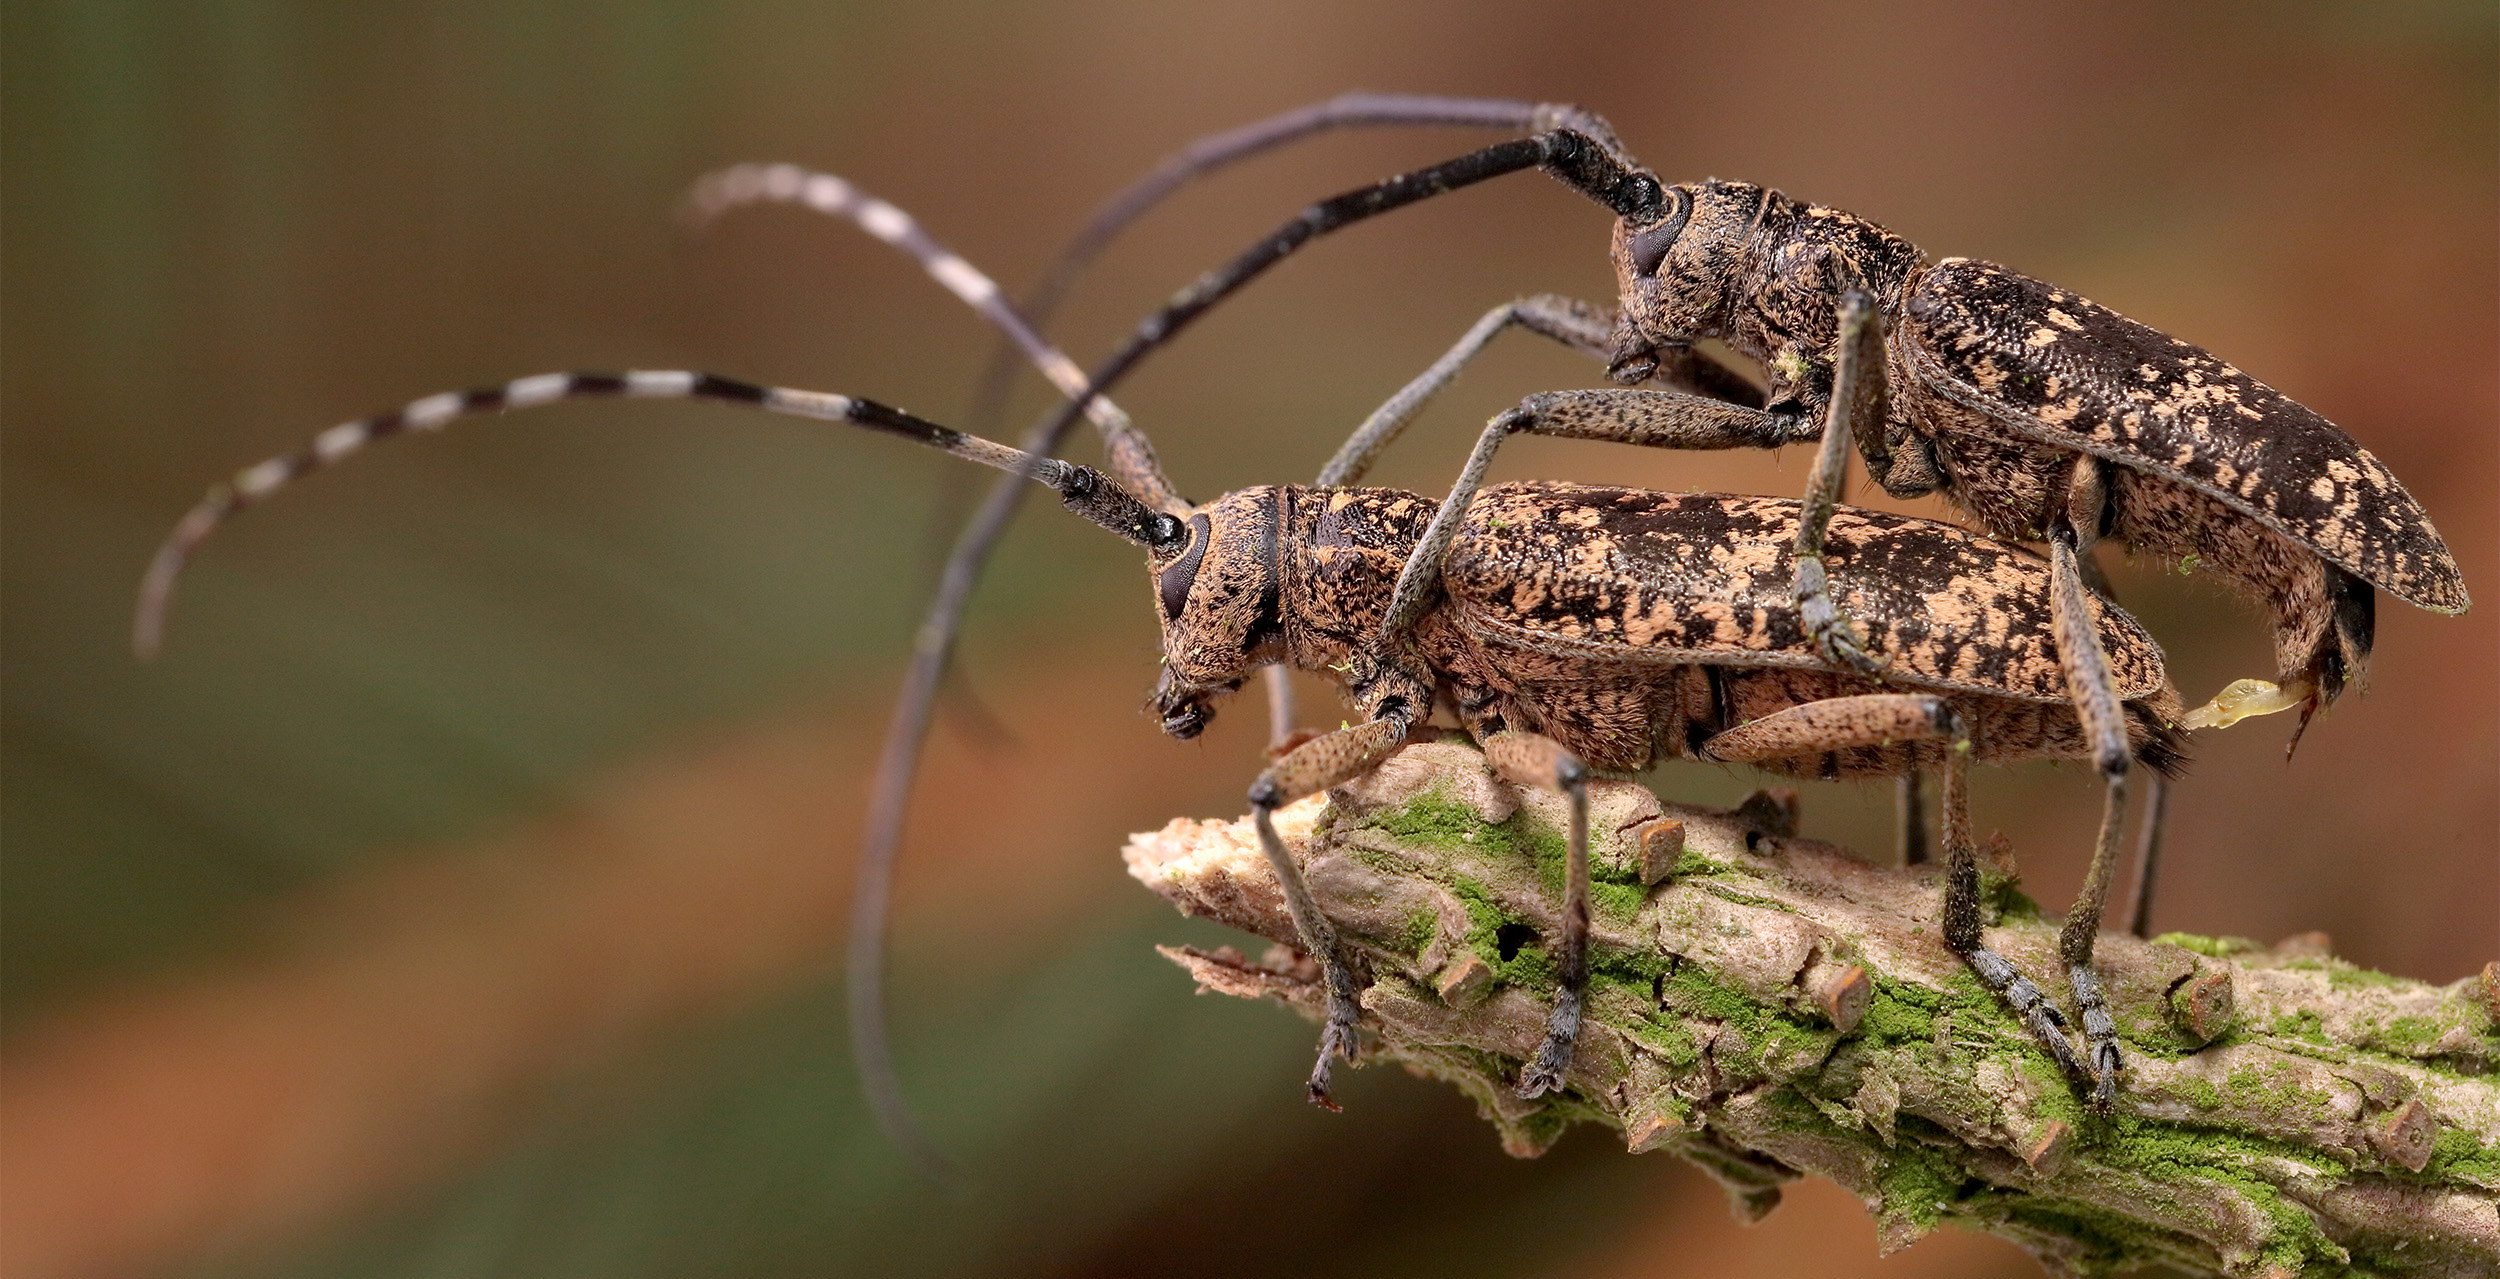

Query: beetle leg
[1375,387,1811,651]
[1319,296,1608,488]
[1317,294,1762,489]
[2050,524,2132,1109]
[1696,692,1964,763]
[2125,771,2170,937]
[1248,713,1415,1108]
[1792,286,1893,677]
[1937,737,2090,1080]
[1376,408,1518,648]
[1700,699,2093,1081]
[2055,474,2169,946]
[1896,770,1930,867]
[1260,665,1300,756]
[2065,774,2129,1110]
[1480,730,1593,1099]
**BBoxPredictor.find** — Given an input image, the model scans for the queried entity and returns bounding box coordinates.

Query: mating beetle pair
[129,228,2183,1119]
[139,95,2465,1157]
[947,95,2465,1108]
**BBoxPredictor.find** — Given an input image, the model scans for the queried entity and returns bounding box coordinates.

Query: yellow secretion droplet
[2181,677,2309,731]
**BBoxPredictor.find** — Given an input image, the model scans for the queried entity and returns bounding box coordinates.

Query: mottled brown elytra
[138,178,2182,1152]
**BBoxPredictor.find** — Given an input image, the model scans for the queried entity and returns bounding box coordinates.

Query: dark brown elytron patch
[1440,483,2167,703]
[1905,258,2466,613]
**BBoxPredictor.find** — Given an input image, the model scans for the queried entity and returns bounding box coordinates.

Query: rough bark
[1122,741,2500,1277]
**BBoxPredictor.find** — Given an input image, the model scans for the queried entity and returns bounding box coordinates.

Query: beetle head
[1143,486,1288,739]
[1609,180,1772,380]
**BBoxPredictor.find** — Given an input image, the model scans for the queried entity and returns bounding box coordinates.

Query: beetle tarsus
[1961,945,2087,1078]
[1515,984,1585,1099]
[2072,960,2123,1111]
[1307,953,1365,1109]
[1796,555,1887,676]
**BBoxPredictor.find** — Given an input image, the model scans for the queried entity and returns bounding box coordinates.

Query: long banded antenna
[131,372,1163,659]
[699,116,1638,1175]
[682,162,1181,514]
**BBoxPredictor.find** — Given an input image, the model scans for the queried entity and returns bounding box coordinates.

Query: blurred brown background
[4,2,2493,1277]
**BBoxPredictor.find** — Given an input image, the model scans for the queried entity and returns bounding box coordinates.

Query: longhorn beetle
[921,98,2466,1040]
[138,182,2184,1136]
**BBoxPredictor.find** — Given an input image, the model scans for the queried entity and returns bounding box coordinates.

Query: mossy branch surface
[1122,742,2500,1278]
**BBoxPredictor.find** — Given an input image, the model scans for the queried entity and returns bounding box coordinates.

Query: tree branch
[1122,741,2500,1277]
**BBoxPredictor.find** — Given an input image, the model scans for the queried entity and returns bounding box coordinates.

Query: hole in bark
[1495,923,1537,962]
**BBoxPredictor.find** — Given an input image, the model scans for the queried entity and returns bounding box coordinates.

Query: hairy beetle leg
[1794,554,1888,676]
[1786,285,1895,679]
[1482,730,1591,1099]
[1248,800,1366,1108]
[1937,748,2090,1080]
[2059,774,2132,1109]
[1954,932,2087,1079]
[1249,715,1414,1107]
[1703,697,2091,1082]
[2124,771,2170,937]
[1895,771,1931,868]
[2071,960,2121,1111]
[2049,522,2135,1106]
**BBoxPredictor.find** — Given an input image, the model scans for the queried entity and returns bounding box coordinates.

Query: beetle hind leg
[1481,730,1592,1099]
[2064,773,2129,1110]
[2124,770,2170,937]
[2049,516,2134,1107]
[1895,770,1930,867]
[1937,744,2089,1080]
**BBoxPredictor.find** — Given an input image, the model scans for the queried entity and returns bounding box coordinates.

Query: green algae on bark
[1123,742,2500,1278]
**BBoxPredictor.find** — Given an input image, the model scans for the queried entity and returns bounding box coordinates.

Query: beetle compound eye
[1148,513,1188,553]
[1623,174,1664,220]
[1157,513,1212,622]
[1626,189,1691,277]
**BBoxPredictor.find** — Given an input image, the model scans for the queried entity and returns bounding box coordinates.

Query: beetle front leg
[1319,295,1610,488]
[1248,712,1415,1108]
[1478,730,1592,1099]
[1375,388,1813,651]
[1792,287,1893,677]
